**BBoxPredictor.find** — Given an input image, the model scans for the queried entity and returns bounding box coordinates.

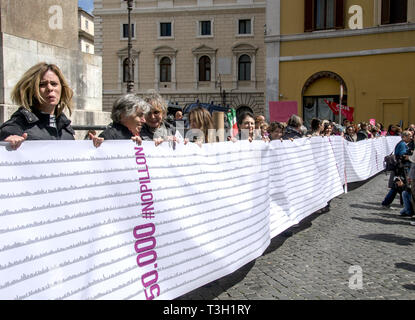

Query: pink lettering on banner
[133,147,160,300]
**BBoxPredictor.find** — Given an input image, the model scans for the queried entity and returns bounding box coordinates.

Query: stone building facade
[94,0,266,116]
[79,7,95,54]
[0,0,110,138]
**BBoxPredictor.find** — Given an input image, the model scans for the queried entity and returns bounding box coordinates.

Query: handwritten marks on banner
[0,136,400,300]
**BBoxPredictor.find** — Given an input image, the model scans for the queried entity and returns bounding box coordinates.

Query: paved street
[178,173,415,300]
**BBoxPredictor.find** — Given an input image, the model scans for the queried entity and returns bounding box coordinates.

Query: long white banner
[0,136,400,299]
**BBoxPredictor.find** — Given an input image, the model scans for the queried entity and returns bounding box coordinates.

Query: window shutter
[381,0,391,24]
[304,0,314,32]
[335,0,344,29]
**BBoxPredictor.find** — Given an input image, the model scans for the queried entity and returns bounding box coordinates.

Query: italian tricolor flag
[227,108,238,137]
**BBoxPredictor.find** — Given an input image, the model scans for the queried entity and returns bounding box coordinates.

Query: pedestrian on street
[381,131,412,208]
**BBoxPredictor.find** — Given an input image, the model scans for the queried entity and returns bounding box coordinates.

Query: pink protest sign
[369,119,376,126]
[269,101,298,122]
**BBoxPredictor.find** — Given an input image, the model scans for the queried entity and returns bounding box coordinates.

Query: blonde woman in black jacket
[0,62,75,149]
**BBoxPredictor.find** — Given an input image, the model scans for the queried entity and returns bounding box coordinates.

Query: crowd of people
[254,116,406,143]
[1,62,415,227]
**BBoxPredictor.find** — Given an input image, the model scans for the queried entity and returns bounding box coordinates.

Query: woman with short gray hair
[89,94,150,147]
[140,92,175,143]
[282,114,304,140]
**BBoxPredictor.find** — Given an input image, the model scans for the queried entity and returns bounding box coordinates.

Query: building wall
[95,0,266,115]
[80,38,95,54]
[266,0,415,127]
[0,1,110,137]
[79,9,95,54]
[79,11,95,36]
[0,0,78,50]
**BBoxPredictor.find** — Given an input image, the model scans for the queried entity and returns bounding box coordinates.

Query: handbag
[384,153,397,172]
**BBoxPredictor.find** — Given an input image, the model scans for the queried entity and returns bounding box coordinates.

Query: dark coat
[282,126,303,140]
[0,106,74,140]
[356,130,368,141]
[98,122,133,140]
[140,121,175,141]
[344,134,355,142]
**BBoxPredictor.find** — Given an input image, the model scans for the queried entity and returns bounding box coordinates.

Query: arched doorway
[302,71,348,128]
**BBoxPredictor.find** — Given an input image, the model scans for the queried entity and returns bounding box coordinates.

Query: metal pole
[126,0,134,93]
[339,84,343,127]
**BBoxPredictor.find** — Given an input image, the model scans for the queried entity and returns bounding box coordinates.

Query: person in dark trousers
[381,131,412,209]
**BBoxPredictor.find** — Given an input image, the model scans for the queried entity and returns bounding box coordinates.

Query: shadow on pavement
[347,172,386,192]
[175,260,255,300]
[366,211,405,219]
[349,203,397,212]
[351,217,411,226]
[262,213,317,256]
[395,262,415,272]
[359,233,415,246]
[363,201,401,209]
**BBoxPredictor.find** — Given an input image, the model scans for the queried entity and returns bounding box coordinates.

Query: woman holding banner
[186,107,215,144]
[268,121,285,141]
[344,125,356,142]
[0,62,75,150]
[89,94,151,147]
[140,92,176,144]
[235,111,256,142]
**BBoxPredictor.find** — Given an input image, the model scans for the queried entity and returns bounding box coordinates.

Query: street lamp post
[216,74,226,106]
[125,0,134,93]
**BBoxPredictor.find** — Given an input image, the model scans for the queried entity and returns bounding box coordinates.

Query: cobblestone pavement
[177,173,415,300]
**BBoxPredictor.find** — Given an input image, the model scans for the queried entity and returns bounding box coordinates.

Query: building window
[123,58,135,83]
[85,44,90,53]
[381,0,408,24]
[304,0,344,32]
[122,23,135,39]
[303,95,347,128]
[238,55,251,81]
[199,56,211,81]
[160,57,171,82]
[160,22,172,37]
[200,21,212,36]
[315,0,335,29]
[85,20,89,30]
[238,19,252,34]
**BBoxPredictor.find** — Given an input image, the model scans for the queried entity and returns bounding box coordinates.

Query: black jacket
[98,122,133,140]
[0,106,74,140]
[140,121,175,141]
[356,130,368,141]
[282,126,303,140]
[344,134,355,142]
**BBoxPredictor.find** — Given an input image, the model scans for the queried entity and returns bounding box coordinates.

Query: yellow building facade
[266,0,415,128]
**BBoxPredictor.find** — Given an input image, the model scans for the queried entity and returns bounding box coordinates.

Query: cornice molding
[265,23,415,43]
[94,3,266,15]
[280,46,415,62]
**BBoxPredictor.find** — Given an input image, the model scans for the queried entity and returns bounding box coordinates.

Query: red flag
[324,99,339,115]
[341,104,354,122]
[323,100,354,122]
